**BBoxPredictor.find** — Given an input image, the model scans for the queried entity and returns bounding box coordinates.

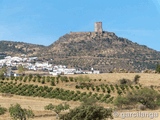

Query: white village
[0,55,100,76]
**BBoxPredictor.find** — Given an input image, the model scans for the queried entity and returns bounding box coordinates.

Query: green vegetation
[0,41,45,56]
[0,81,112,103]
[76,75,90,84]
[9,103,34,120]
[114,95,129,109]
[17,65,25,74]
[133,75,140,84]
[118,78,132,85]
[156,64,160,73]
[0,106,7,115]
[0,74,160,120]
[114,87,160,110]
[61,105,113,120]
[0,66,7,80]
[45,103,70,119]
[60,97,113,120]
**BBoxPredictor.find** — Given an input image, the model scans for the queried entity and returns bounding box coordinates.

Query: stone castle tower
[95,22,103,33]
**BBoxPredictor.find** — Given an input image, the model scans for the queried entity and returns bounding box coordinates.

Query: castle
[70,22,103,34]
[95,22,103,33]
[69,22,115,38]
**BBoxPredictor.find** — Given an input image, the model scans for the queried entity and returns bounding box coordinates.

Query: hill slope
[1,31,160,72]
[41,31,160,72]
[0,41,45,56]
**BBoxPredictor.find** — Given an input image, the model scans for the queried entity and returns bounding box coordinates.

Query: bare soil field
[0,73,160,120]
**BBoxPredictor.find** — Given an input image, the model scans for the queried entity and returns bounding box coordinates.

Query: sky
[0,0,160,51]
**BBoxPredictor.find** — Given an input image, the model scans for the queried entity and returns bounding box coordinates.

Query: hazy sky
[0,0,160,51]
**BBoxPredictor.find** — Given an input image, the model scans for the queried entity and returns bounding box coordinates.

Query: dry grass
[0,95,80,120]
[67,73,160,86]
[0,73,160,120]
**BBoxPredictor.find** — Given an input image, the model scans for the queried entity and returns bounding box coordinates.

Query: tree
[127,87,160,109]
[0,72,5,80]
[76,75,90,84]
[60,105,113,120]
[9,104,34,120]
[156,64,160,73]
[81,96,97,106]
[115,87,160,110]
[118,78,132,85]
[0,105,7,115]
[17,65,25,74]
[60,97,113,120]
[133,75,140,84]
[0,66,7,80]
[114,95,129,109]
[44,103,70,119]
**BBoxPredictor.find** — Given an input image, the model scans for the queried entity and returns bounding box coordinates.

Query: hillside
[41,31,160,72]
[1,31,160,72]
[0,41,45,57]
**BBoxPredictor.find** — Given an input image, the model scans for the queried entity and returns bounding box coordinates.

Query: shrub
[0,106,7,115]
[110,84,115,92]
[60,104,113,120]
[69,77,74,82]
[37,78,41,83]
[117,90,123,95]
[91,86,95,91]
[133,75,140,84]
[75,85,80,89]
[119,78,132,85]
[45,103,70,119]
[9,104,34,120]
[114,95,129,109]
[156,64,160,73]
[51,80,56,86]
[127,87,160,110]
[99,79,101,81]
[11,76,15,80]
[41,79,45,84]
[96,86,100,92]
[76,75,90,83]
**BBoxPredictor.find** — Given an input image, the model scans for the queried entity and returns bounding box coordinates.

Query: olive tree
[60,97,113,120]
[0,66,7,80]
[114,87,160,110]
[133,75,140,84]
[114,95,129,109]
[156,64,160,73]
[9,104,34,120]
[0,105,7,115]
[60,104,113,120]
[17,65,25,74]
[44,103,70,119]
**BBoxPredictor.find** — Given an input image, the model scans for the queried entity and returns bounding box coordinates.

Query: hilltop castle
[95,22,103,33]
[69,22,115,39]
[70,22,103,34]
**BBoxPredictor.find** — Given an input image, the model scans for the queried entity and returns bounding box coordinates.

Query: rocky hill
[0,41,45,57]
[1,31,160,73]
[41,31,160,72]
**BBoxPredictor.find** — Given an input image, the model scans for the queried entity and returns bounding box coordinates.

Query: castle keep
[95,22,103,33]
